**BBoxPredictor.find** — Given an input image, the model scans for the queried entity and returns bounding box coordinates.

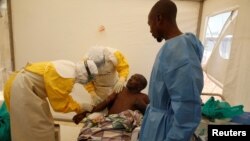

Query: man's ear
[157,14,162,20]
[156,14,164,25]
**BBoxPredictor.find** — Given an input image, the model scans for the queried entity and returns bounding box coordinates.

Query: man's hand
[72,112,87,124]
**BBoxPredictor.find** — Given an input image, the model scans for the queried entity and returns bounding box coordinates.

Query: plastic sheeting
[201,0,250,111]
[223,0,250,112]
[0,10,11,91]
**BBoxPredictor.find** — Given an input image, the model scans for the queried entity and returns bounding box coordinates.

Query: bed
[77,109,143,141]
[193,93,250,141]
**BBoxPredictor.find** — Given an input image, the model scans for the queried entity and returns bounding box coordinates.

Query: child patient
[73,73,150,124]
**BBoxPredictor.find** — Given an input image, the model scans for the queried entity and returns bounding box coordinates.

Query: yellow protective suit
[84,47,129,102]
[3,60,97,141]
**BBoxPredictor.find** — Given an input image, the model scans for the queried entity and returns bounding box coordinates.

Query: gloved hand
[89,91,103,106]
[74,103,94,124]
[113,77,126,93]
[79,103,94,112]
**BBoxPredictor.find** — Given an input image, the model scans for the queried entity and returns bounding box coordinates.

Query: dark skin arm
[72,93,117,124]
[93,92,117,111]
[134,95,150,114]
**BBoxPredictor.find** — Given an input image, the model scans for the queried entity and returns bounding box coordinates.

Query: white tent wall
[10,0,200,99]
[11,0,200,84]
[200,0,250,111]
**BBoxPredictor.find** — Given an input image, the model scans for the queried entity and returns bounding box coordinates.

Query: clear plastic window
[219,35,232,59]
[202,12,231,64]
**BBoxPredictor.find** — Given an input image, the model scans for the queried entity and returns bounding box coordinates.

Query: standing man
[139,0,204,141]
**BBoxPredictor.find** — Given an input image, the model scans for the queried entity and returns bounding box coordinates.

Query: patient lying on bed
[73,73,149,141]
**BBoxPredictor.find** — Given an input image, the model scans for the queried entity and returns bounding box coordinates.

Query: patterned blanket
[78,110,143,141]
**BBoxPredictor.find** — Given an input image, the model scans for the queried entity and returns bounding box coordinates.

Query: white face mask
[75,77,89,84]
[75,70,95,84]
[75,60,98,84]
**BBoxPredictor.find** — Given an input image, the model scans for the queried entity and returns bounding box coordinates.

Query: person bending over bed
[73,73,150,124]
[4,60,98,141]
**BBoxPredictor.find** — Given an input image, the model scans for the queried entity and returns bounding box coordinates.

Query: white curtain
[223,0,250,112]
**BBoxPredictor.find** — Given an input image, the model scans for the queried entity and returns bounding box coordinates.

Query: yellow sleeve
[44,64,82,113]
[114,51,129,80]
[25,62,50,75]
[3,71,19,111]
[84,81,95,92]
